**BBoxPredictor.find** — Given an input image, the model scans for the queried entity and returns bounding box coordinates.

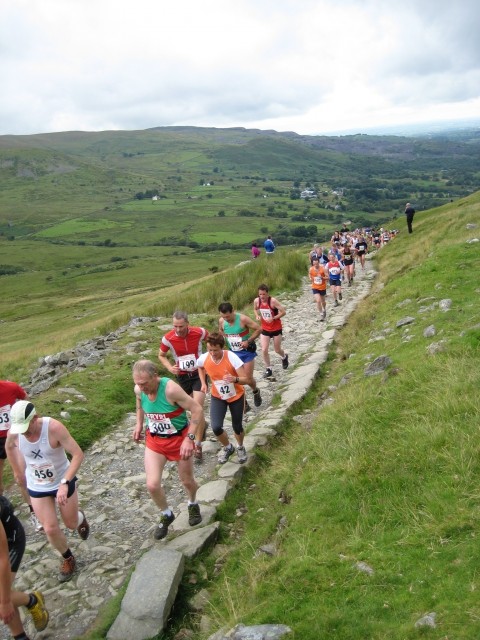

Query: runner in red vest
[253,284,288,378]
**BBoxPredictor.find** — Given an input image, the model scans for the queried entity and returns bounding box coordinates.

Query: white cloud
[0,0,479,135]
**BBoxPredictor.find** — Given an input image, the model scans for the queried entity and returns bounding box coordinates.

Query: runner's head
[172,310,189,337]
[258,284,269,301]
[206,332,225,358]
[218,302,235,323]
[133,360,159,394]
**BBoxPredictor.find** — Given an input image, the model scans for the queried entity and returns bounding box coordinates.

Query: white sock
[77,511,84,527]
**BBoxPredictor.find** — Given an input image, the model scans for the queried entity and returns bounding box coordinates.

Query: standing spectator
[404,203,415,234]
[6,401,90,583]
[263,235,275,256]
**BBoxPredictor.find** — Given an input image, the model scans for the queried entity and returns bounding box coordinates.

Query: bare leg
[144,448,168,511]
[177,458,198,503]
[31,496,69,555]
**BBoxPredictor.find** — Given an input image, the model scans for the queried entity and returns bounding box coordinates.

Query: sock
[14,634,29,640]
[162,509,173,517]
[77,511,84,527]
[62,548,73,559]
[188,501,198,506]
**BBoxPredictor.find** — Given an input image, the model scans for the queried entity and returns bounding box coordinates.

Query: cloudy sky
[1,0,479,136]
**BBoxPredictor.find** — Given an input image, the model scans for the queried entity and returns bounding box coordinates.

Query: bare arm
[165,380,205,460]
[5,434,27,490]
[197,364,208,396]
[240,314,261,347]
[253,297,260,321]
[270,297,286,320]
[133,385,145,442]
[158,348,180,376]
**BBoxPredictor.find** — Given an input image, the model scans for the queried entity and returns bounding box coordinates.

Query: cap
[10,400,36,434]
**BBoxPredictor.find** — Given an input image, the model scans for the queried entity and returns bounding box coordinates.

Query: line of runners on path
[0,229,391,639]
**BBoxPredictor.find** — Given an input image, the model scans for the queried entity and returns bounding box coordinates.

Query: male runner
[158,311,208,460]
[0,381,43,532]
[132,359,205,540]
[218,302,262,409]
[0,495,49,639]
[6,401,90,583]
[253,284,288,378]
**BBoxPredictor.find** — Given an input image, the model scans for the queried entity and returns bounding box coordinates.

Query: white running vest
[19,417,70,492]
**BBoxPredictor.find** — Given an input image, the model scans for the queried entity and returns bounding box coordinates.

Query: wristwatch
[60,478,68,485]
[186,433,195,441]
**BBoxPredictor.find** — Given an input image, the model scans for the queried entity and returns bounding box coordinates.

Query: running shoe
[218,443,235,464]
[77,511,90,540]
[334,300,340,307]
[194,443,203,461]
[27,591,49,631]
[237,446,248,464]
[282,354,289,370]
[253,388,262,407]
[30,512,44,533]
[339,292,343,300]
[58,555,76,583]
[320,313,326,322]
[188,503,202,526]
[263,368,273,379]
[154,512,175,540]
[244,402,252,413]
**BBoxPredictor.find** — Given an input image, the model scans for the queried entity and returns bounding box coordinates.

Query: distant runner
[253,284,288,378]
[309,257,328,321]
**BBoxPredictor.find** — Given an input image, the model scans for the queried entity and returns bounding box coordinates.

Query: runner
[158,311,208,460]
[342,242,355,286]
[326,252,343,307]
[197,333,251,465]
[218,302,262,409]
[0,381,43,532]
[0,495,49,639]
[308,257,328,321]
[253,284,288,378]
[6,401,90,583]
[132,359,205,540]
[355,233,368,271]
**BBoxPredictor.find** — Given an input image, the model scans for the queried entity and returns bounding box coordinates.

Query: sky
[1,0,480,137]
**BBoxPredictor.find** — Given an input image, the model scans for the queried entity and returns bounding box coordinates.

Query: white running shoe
[30,512,44,532]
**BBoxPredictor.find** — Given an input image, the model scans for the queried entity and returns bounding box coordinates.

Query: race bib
[329,267,341,276]
[213,380,236,400]
[313,276,323,285]
[260,308,273,321]
[147,414,177,436]
[0,404,11,429]
[31,462,56,485]
[228,334,243,351]
[178,354,197,372]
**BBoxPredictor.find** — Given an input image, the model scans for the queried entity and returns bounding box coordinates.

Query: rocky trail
[3,261,375,640]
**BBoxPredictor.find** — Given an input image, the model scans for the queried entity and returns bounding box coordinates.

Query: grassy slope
[182,194,480,640]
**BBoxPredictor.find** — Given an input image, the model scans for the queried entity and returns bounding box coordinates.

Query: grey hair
[172,310,189,322]
[132,359,158,377]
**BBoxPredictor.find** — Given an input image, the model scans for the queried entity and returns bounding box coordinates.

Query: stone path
[3,261,375,640]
